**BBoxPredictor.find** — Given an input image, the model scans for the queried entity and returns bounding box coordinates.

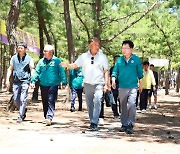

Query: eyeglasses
[122,47,131,50]
[91,57,94,64]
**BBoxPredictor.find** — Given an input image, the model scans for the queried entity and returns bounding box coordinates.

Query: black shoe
[22,108,27,120]
[120,125,127,132]
[91,123,98,131]
[78,108,82,111]
[17,117,23,123]
[114,115,120,119]
[70,107,75,112]
[88,123,94,129]
[125,124,134,134]
[88,123,98,131]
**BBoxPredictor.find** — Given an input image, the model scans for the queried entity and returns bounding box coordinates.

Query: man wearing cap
[61,38,109,131]
[6,42,34,123]
[31,45,67,126]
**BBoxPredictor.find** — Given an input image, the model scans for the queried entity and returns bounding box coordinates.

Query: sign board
[0,19,40,54]
[149,58,169,67]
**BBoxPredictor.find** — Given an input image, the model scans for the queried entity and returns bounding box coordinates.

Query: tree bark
[38,22,44,58]
[72,0,91,41]
[176,67,180,93]
[6,0,21,57]
[152,19,173,95]
[6,0,21,92]
[35,0,52,45]
[63,0,75,63]
[49,27,57,56]
[91,0,102,40]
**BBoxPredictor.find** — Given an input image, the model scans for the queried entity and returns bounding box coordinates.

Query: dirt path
[0,88,180,154]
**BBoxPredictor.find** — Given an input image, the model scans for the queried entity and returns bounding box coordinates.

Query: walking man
[31,45,67,126]
[6,42,34,123]
[140,61,156,113]
[111,40,143,134]
[148,64,158,109]
[110,55,120,118]
[69,67,84,112]
[61,37,109,131]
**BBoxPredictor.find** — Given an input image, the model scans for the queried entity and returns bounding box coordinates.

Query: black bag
[105,91,115,107]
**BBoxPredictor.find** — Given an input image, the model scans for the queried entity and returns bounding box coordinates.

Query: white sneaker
[148,105,152,109]
[154,104,157,109]
[45,119,51,126]
[141,109,146,114]
[99,118,104,126]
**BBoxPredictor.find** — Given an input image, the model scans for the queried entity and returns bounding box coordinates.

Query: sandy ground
[0,88,180,154]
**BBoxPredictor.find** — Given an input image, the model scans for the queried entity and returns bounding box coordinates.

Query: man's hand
[138,79,143,93]
[111,77,116,89]
[153,86,156,92]
[6,81,10,90]
[60,62,68,68]
[30,83,35,89]
[104,84,109,93]
[139,85,143,93]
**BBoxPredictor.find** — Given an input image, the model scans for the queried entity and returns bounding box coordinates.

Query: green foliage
[0,1,10,20]
[0,0,179,68]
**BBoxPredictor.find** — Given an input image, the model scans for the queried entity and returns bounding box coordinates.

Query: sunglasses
[91,57,94,64]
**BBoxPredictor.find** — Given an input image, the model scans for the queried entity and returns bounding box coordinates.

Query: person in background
[98,55,120,126]
[148,64,158,109]
[112,40,143,134]
[140,61,156,113]
[69,67,84,112]
[6,42,34,123]
[61,37,109,131]
[31,45,67,126]
[110,55,120,118]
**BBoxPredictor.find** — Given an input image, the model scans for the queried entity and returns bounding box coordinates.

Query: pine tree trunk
[6,0,21,56]
[63,0,75,63]
[6,0,21,92]
[35,0,52,45]
[92,0,102,40]
[176,67,180,93]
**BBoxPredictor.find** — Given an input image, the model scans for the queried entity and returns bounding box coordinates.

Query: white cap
[44,45,54,51]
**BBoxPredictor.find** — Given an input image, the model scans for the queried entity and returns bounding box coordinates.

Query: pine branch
[72,0,91,41]
[101,0,159,44]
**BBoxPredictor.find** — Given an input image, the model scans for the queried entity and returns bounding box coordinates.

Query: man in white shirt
[61,37,109,131]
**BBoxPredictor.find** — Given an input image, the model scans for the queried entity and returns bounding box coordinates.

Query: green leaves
[0,0,179,67]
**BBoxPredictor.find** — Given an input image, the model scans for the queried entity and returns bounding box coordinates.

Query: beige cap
[44,45,54,51]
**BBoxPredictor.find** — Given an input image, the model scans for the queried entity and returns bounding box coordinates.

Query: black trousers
[71,88,83,110]
[140,89,150,110]
[40,85,58,120]
[136,90,139,107]
[99,89,120,118]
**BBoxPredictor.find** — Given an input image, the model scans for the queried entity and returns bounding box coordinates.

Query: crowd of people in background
[6,38,159,134]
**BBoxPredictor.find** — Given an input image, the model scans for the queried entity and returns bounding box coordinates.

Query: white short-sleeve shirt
[75,50,109,85]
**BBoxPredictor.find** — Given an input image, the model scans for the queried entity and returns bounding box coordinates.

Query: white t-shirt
[75,50,109,85]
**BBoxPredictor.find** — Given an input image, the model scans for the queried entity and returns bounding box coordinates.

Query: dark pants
[40,85,58,121]
[99,101,104,118]
[99,89,120,118]
[136,90,139,107]
[71,88,83,110]
[140,89,150,110]
[111,88,120,117]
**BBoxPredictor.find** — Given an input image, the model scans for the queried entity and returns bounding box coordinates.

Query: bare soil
[0,88,180,154]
